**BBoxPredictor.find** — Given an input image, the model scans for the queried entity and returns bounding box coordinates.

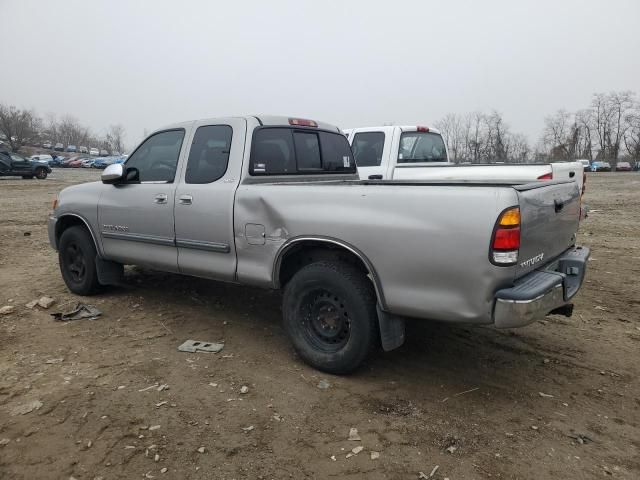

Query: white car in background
[89,148,100,156]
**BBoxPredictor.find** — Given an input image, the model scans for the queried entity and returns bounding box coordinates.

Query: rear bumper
[493,245,590,328]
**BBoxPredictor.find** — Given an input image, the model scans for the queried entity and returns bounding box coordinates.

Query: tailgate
[516,181,581,277]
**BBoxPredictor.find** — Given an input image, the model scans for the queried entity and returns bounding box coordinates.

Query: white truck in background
[343,125,585,194]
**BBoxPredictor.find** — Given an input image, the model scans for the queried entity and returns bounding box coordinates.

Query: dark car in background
[54,142,64,151]
[615,161,632,172]
[66,145,77,153]
[591,161,611,172]
[0,151,51,179]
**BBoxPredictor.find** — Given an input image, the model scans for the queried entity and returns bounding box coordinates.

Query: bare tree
[434,113,465,163]
[106,124,126,153]
[0,103,39,152]
[624,107,640,162]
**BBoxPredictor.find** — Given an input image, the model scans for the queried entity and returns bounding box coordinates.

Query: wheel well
[278,241,379,298]
[56,216,95,249]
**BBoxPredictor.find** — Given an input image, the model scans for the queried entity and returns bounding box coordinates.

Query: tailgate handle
[554,199,564,213]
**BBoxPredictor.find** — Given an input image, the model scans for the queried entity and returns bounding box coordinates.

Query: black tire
[35,168,48,179]
[22,175,34,179]
[282,261,378,374]
[58,226,101,295]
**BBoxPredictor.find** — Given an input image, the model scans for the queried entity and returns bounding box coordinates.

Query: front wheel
[35,168,48,179]
[282,261,378,374]
[58,226,101,295]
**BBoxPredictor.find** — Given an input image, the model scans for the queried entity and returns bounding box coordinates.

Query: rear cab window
[250,127,355,175]
[352,132,385,167]
[398,131,447,163]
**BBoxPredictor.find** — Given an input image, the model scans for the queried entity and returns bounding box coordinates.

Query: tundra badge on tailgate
[520,253,544,268]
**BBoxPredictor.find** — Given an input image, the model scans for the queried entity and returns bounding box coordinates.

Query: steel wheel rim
[300,289,351,352]
[64,243,86,283]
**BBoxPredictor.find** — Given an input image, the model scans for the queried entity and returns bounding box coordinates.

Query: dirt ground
[0,169,638,480]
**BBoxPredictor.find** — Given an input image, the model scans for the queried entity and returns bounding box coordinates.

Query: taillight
[537,172,553,180]
[416,126,430,132]
[289,118,318,127]
[491,207,520,265]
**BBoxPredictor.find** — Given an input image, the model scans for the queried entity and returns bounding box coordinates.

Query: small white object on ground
[37,296,56,309]
[177,340,224,353]
[197,446,205,453]
[149,425,161,431]
[240,385,249,394]
[370,451,380,460]
[348,428,361,441]
[539,392,554,398]
[317,379,330,389]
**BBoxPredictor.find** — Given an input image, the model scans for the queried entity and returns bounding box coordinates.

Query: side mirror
[102,163,125,184]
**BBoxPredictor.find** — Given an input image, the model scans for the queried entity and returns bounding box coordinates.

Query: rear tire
[58,226,101,295]
[35,168,48,179]
[282,261,378,374]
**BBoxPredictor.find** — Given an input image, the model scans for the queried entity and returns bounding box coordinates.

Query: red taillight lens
[289,118,318,127]
[537,172,553,180]
[493,227,520,250]
[416,126,430,132]
[491,207,520,265]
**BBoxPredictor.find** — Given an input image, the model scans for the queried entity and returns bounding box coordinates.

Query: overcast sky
[1,0,639,148]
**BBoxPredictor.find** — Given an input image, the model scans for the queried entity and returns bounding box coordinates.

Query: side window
[185,125,232,184]
[352,132,385,167]
[250,128,295,175]
[319,131,355,171]
[293,131,321,170]
[125,129,185,182]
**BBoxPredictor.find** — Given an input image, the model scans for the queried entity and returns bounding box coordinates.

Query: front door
[98,128,189,272]
[174,118,246,281]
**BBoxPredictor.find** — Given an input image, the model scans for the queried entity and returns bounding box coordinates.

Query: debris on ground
[25,299,38,309]
[51,303,101,322]
[317,379,331,389]
[149,425,161,431]
[370,451,380,460]
[11,400,43,416]
[177,339,224,353]
[346,446,364,458]
[568,433,594,445]
[37,296,55,309]
[0,305,15,315]
[240,385,249,394]
[0,438,10,446]
[161,468,167,473]
[157,384,169,392]
[446,445,457,454]
[348,428,361,441]
[197,446,206,453]
[539,392,554,398]
[418,465,440,478]
[242,425,255,432]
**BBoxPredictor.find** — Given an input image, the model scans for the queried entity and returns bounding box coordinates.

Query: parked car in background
[1,151,51,179]
[99,149,109,156]
[43,141,53,149]
[578,159,591,172]
[89,148,99,156]
[54,143,64,151]
[615,161,632,172]
[112,151,121,156]
[29,154,54,164]
[591,161,611,172]
[61,157,78,168]
[82,158,95,168]
[92,156,125,169]
[79,146,89,154]
[67,145,77,153]
[50,156,65,167]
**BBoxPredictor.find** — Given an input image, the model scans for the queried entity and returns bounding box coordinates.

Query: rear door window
[250,128,355,175]
[398,132,447,163]
[185,125,232,183]
[352,132,385,167]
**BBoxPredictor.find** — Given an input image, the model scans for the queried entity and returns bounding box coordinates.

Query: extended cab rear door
[174,117,246,281]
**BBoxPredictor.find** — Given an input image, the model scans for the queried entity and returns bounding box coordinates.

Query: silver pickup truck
[48,115,589,374]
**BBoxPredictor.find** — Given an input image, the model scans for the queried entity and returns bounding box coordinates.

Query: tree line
[0,102,126,154]
[434,90,639,165]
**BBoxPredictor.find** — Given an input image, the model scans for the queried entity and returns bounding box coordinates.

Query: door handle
[368,174,383,180]
[154,194,168,204]
[179,195,193,205]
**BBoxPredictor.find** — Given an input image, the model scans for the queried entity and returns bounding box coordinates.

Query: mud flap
[95,257,124,285]
[376,305,405,351]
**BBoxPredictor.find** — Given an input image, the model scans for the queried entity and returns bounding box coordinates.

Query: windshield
[398,132,447,163]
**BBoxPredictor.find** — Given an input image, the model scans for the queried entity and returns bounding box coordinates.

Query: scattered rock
[157,384,169,392]
[272,414,282,422]
[11,400,43,416]
[0,438,10,446]
[240,385,249,394]
[0,305,15,315]
[348,428,361,441]
[155,401,168,407]
[161,468,167,474]
[351,446,363,455]
[242,425,255,432]
[539,392,554,398]
[209,382,218,387]
[25,300,38,309]
[531,425,539,431]
[370,451,380,460]
[543,358,550,364]
[149,425,161,431]
[154,454,160,462]
[37,296,55,309]
[446,445,457,454]
[330,455,336,461]
[317,379,331,389]
[197,446,206,454]
[87,440,92,448]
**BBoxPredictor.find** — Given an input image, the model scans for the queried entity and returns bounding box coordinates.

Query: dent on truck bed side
[233,182,520,324]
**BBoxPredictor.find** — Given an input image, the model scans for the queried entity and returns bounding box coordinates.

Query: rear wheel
[58,226,101,295]
[283,261,378,374]
[35,168,48,179]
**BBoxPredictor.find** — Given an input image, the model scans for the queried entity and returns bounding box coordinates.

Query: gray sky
[1,0,639,148]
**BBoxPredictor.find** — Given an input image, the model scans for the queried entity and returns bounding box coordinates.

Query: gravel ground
[0,169,639,479]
